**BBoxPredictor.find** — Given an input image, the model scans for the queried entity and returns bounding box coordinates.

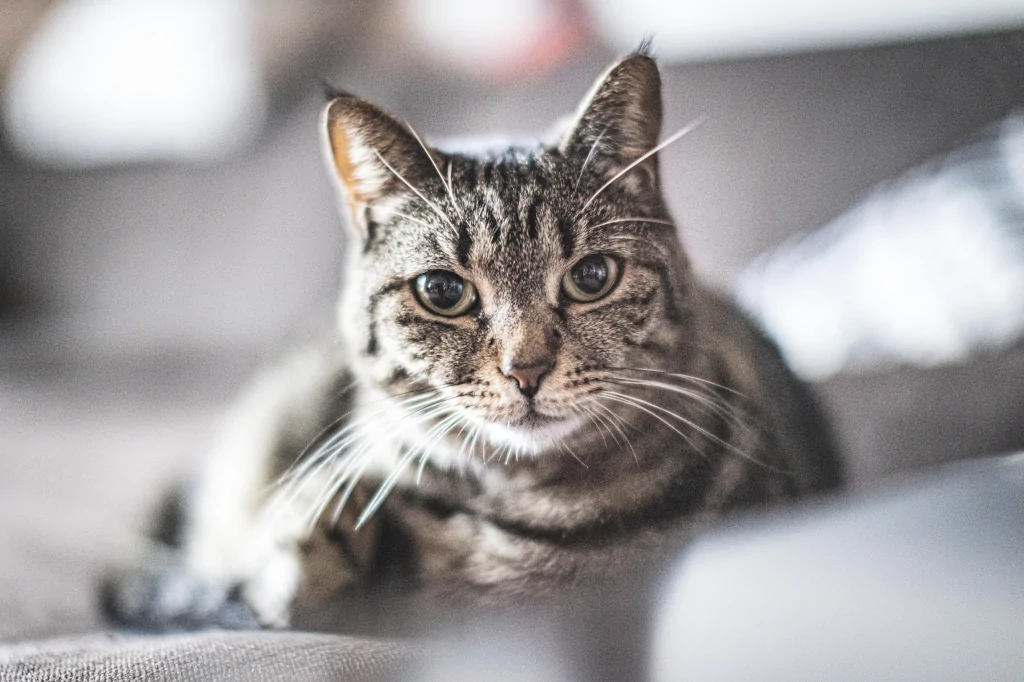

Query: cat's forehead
[376,147,573,266]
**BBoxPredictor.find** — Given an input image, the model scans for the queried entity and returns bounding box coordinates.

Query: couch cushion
[0,631,418,682]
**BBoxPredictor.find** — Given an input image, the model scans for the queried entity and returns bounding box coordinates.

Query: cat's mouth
[512,408,553,429]
[475,411,585,454]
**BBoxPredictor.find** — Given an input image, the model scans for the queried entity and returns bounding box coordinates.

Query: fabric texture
[0,631,418,682]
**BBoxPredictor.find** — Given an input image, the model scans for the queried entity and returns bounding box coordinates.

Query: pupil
[572,256,608,294]
[424,271,464,309]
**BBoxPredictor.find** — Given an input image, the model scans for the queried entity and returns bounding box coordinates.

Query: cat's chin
[476,413,585,455]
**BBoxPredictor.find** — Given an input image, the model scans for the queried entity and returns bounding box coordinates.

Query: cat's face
[324,52,692,455]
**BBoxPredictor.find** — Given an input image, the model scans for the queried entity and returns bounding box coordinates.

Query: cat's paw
[101,561,262,632]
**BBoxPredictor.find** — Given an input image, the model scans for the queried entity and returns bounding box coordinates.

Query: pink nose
[501,362,550,398]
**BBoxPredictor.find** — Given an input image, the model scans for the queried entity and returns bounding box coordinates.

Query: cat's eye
[562,254,619,303]
[414,270,478,316]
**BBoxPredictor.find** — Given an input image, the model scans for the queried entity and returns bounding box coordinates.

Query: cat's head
[322,50,694,457]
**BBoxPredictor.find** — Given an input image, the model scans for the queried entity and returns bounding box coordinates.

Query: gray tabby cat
[104,47,842,632]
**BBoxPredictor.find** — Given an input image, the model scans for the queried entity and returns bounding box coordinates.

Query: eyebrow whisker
[374,149,458,233]
[577,117,705,215]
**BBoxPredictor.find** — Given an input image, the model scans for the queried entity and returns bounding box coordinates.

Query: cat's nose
[501,360,551,398]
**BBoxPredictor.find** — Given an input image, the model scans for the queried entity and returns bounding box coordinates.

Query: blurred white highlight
[587,0,1024,61]
[739,115,1024,379]
[2,0,266,167]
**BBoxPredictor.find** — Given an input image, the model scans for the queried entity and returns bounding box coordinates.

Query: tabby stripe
[372,280,407,299]
[486,457,718,547]
[366,297,380,355]
[363,218,378,253]
[394,313,462,331]
[526,203,538,240]
[530,157,547,190]
[365,281,408,356]
[457,221,472,266]
[487,205,502,247]
[463,165,478,195]
[658,268,682,323]
[556,217,575,258]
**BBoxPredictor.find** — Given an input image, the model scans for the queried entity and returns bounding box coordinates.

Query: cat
[103,45,843,633]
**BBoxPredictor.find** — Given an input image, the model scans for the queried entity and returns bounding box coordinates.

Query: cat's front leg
[104,344,353,631]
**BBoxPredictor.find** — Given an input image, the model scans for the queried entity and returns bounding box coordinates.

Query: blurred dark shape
[0,215,35,321]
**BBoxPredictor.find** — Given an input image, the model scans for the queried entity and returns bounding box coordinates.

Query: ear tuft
[635,35,656,59]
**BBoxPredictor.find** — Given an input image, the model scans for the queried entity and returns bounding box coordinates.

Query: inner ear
[560,51,663,186]
[322,94,447,238]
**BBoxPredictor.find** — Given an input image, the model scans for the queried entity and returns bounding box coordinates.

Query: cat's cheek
[386,321,484,385]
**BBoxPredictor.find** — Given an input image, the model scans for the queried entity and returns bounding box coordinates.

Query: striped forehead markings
[556,216,575,259]
[486,202,502,247]
[526,203,539,240]
[457,221,472,267]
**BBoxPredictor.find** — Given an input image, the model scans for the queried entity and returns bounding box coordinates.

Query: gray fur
[103,50,842,633]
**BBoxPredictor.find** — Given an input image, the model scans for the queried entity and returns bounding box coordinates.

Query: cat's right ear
[321,93,439,240]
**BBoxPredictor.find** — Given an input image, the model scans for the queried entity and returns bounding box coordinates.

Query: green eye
[562,254,619,302]
[414,270,477,316]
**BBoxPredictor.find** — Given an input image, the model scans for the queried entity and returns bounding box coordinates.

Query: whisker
[355,449,417,529]
[350,402,466,529]
[578,404,610,448]
[451,420,477,474]
[607,367,747,399]
[373,149,457,232]
[560,439,588,468]
[388,209,433,229]
[270,376,413,493]
[281,392,445,488]
[275,390,461,530]
[406,123,464,221]
[319,440,376,527]
[603,392,704,457]
[585,396,638,463]
[605,376,749,431]
[586,216,675,231]
[446,159,464,222]
[604,390,784,473]
[573,124,609,193]
[467,424,483,466]
[328,442,380,525]
[577,117,705,215]
[415,413,464,483]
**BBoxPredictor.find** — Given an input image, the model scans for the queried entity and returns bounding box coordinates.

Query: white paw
[242,547,302,628]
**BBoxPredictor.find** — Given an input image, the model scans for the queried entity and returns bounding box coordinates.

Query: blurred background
[1,0,1023,644]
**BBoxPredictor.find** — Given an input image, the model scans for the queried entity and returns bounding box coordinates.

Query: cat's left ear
[321,92,444,240]
[559,48,663,191]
